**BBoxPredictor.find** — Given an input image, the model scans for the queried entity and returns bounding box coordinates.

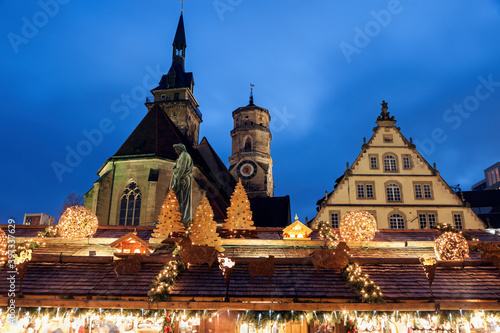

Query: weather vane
[179,0,186,11]
[249,83,255,105]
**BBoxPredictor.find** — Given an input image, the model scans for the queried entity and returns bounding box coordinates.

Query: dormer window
[383,135,393,143]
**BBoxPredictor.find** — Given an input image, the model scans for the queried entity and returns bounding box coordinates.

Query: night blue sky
[1,1,500,225]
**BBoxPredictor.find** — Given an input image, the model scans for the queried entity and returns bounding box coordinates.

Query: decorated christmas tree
[189,194,222,250]
[223,179,255,230]
[152,189,185,238]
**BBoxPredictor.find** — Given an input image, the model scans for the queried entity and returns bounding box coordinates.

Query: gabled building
[313,101,485,230]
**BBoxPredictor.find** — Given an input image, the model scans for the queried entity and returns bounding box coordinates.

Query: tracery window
[119,181,141,226]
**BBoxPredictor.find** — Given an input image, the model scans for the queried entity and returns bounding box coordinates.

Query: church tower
[229,88,274,197]
[146,13,202,146]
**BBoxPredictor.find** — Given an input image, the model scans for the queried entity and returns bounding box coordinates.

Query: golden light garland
[343,262,384,303]
[1,308,500,333]
[317,220,339,242]
[0,228,7,256]
[148,260,185,302]
[434,232,469,261]
[339,210,377,242]
[58,205,99,238]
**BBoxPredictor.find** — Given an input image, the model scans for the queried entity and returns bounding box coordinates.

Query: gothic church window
[119,181,141,226]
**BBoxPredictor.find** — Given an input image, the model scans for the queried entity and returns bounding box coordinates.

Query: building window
[403,155,412,169]
[174,93,179,100]
[414,182,433,199]
[384,155,397,172]
[386,183,401,202]
[423,184,432,198]
[357,184,365,198]
[330,212,339,229]
[389,213,405,229]
[415,184,422,199]
[418,212,437,229]
[453,213,463,230]
[383,135,393,143]
[369,155,378,169]
[119,181,141,226]
[161,94,166,100]
[357,182,375,199]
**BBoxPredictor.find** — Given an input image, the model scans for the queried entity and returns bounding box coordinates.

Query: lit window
[389,213,405,229]
[331,213,339,228]
[384,155,397,172]
[453,213,463,230]
[403,156,411,169]
[386,183,401,202]
[119,181,141,226]
[370,156,378,169]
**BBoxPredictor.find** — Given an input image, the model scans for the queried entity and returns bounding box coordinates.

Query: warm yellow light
[434,232,469,261]
[340,210,377,242]
[58,205,98,238]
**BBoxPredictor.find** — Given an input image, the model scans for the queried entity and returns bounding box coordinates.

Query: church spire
[172,13,186,62]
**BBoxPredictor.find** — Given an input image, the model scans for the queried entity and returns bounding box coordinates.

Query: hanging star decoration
[419,254,437,288]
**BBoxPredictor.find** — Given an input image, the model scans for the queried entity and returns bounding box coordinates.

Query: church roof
[113,103,192,160]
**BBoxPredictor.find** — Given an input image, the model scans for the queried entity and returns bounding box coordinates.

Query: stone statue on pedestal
[170,144,193,224]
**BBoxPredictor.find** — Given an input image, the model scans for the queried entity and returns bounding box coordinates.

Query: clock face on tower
[237,160,257,180]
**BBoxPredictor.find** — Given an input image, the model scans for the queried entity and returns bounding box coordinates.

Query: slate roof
[0,262,164,297]
[363,264,500,301]
[112,103,192,160]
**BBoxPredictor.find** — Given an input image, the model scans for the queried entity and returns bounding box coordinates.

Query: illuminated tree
[0,229,7,257]
[223,179,255,230]
[58,206,98,238]
[189,194,222,250]
[152,189,184,238]
[58,191,84,219]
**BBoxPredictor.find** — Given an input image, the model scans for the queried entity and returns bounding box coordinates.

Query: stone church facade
[84,13,277,226]
[312,102,485,230]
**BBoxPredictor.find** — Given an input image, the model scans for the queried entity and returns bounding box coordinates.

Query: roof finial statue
[377,100,395,122]
[179,0,186,11]
[249,83,255,105]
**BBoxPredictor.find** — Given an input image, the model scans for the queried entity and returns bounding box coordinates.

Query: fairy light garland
[1,308,499,332]
[58,205,98,238]
[434,232,469,261]
[343,262,384,304]
[317,220,339,242]
[148,260,185,302]
[340,210,377,242]
[37,226,59,238]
